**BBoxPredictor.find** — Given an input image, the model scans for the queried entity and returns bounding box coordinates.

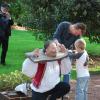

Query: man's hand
[59,44,68,53]
[4,12,11,19]
[33,49,40,57]
[53,39,61,46]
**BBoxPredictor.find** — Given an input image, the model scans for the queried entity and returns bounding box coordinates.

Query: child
[74,39,90,100]
[67,39,90,100]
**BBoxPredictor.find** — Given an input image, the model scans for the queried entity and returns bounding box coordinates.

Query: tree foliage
[0,0,23,25]
[69,0,100,32]
[18,0,74,39]
[20,0,100,42]
[69,0,100,43]
[1,0,100,42]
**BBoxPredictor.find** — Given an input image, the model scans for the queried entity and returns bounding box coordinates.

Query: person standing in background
[53,21,86,83]
[0,3,13,65]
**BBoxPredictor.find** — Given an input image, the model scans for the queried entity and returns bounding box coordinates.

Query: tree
[69,0,100,43]
[1,0,99,42]
[0,0,23,26]
[19,0,74,39]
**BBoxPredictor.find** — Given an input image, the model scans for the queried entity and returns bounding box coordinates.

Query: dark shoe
[0,62,6,66]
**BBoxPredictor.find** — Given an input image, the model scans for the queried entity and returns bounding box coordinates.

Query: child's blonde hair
[75,39,86,50]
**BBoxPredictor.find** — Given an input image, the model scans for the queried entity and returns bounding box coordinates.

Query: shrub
[0,70,31,91]
[89,33,100,43]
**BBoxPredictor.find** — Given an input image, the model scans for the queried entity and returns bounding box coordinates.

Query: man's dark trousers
[0,35,9,64]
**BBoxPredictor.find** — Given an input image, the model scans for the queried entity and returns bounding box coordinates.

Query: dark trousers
[32,82,70,100]
[0,36,9,63]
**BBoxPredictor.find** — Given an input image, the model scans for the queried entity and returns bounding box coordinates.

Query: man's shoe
[0,62,6,66]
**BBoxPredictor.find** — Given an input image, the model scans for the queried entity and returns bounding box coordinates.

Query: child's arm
[68,51,84,59]
[84,55,89,66]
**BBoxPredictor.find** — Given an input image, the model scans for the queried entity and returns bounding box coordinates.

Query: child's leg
[75,77,84,100]
[84,77,90,100]
[75,77,90,100]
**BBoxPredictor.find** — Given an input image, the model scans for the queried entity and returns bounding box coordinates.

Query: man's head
[70,22,86,36]
[43,40,57,57]
[74,39,86,52]
[0,3,10,13]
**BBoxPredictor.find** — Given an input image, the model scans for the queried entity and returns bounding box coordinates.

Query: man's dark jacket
[0,13,13,37]
[53,21,80,49]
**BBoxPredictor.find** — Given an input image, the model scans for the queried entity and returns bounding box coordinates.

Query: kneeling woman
[22,41,70,100]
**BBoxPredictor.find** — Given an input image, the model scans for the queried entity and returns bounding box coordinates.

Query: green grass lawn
[0,30,100,77]
[0,30,44,74]
[85,37,100,56]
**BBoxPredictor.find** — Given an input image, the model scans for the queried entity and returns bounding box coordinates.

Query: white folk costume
[22,57,72,93]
